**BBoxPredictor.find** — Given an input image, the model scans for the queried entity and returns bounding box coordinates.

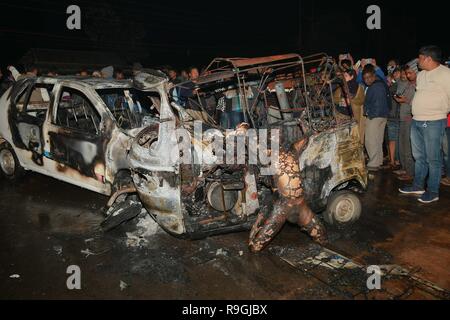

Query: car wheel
[324,190,361,226]
[0,142,24,180]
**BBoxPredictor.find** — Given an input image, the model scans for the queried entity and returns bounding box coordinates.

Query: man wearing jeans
[399,46,450,203]
[362,65,391,171]
[395,64,417,181]
[440,114,450,186]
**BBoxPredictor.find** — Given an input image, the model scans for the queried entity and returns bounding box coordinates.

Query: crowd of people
[0,62,198,95]
[1,45,449,204]
[332,46,450,204]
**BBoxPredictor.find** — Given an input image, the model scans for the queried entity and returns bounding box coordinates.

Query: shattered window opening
[96,88,160,130]
[55,87,101,135]
[15,82,54,122]
[24,84,53,118]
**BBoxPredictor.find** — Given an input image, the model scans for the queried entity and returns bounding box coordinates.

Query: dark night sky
[0,0,449,72]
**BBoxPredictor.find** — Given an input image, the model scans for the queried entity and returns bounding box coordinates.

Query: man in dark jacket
[363,65,391,171]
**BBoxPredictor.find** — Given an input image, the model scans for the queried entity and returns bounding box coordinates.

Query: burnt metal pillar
[275,82,292,121]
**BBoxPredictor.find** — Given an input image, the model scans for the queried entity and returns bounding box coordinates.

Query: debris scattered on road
[136,214,161,237]
[9,274,20,279]
[53,245,63,255]
[120,280,129,291]
[125,233,148,248]
[125,214,161,248]
[216,248,228,257]
[81,249,96,258]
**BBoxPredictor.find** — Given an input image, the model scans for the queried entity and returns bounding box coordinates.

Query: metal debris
[53,245,63,255]
[119,280,129,291]
[276,246,450,299]
[125,214,162,248]
[215,248,228,257]
[80,249,96,258]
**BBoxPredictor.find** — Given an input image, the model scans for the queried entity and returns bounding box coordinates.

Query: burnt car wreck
[0,54,367,252]
[110,53,368,252]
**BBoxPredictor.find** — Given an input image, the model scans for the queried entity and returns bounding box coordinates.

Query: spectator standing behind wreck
[442,47,450,185]
[362,65,391,172]
[333,69,366,143]
[168,67,182,85]
[441,114,450,186]
[175,67,199,107]
[114,69,125,80]
[338,53,354,70]
[399,46,450,204]
[132,63,143,77]
[220,88,246,129]
[387,59,400,82]
[17,65,38,80]
[386,67,402,169]
[357,59,387,86]
[175,67,209,122]
[394,63,417,181]
[180,69,189,82]
[188,67,200,81]
[101,66,114,79]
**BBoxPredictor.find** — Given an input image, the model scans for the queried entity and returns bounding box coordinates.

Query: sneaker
[398,186,426,195]
[418,192,439,204]
[441,177,450,187]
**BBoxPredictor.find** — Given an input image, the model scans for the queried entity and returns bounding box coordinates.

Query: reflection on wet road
[0,172,449,299]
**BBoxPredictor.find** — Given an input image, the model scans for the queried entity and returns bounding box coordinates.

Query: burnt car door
[7,78,54,169]
[44,82,110,195]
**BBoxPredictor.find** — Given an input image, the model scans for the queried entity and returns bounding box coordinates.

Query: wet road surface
[0,171,449,299]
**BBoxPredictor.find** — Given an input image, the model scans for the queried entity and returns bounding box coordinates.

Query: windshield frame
[95,86,162,131]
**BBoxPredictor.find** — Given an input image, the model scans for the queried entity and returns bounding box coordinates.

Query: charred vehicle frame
[0,54,367,252]
[0,72,165,196]
[123,53,368,251]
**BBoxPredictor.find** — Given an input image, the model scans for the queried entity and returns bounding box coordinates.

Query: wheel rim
[0,149,15,176]
[335,197,355,223]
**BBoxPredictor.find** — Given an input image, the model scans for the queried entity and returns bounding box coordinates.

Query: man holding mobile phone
[394,64,417,181]
[339,53,354,69]
[357,58,388,86]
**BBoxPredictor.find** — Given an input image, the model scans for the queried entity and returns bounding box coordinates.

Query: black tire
[0,142,25,180]
[101,197,143,232]
[100,171,133,214]
[324,190,362,227]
